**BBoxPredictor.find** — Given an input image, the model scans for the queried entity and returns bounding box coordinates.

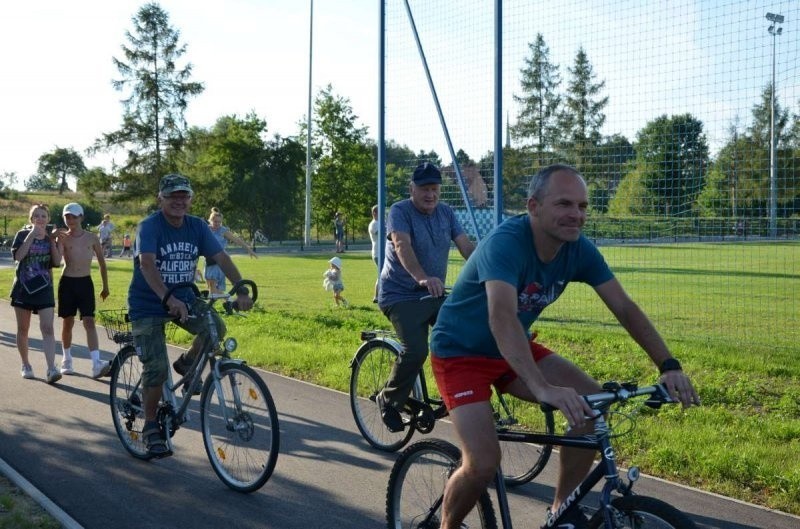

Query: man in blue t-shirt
[429,164,700,529]
[376,162,475,432]
[129,173,253,458]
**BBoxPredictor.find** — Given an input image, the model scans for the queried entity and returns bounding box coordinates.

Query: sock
[62,347,72,360]
[90,350,101,364]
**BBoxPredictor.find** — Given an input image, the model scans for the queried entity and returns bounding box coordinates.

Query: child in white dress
[323,256,348,307]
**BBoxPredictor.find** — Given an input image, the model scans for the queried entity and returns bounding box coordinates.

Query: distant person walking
[334,212,345,253]
[10,204,62,384]
[55,202,111,379]
[98,214,114,258]
[205,207,257,295]
[368,204,380,303]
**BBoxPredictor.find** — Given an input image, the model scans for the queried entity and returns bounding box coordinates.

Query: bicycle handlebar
[540,382,675,415]
[160,279,259,312]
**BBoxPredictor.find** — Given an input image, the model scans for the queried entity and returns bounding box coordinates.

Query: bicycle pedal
[147,449,174,460]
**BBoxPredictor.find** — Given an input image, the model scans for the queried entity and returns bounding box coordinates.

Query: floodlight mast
[766,12,784,237]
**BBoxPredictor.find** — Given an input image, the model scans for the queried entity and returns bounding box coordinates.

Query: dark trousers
[382,297,444,409]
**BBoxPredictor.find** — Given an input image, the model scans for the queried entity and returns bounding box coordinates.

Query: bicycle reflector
[224,337,237,352]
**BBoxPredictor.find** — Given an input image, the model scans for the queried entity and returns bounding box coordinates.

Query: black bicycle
[350,329,554,487]
[386,381,698,529]
[102,280,280,493]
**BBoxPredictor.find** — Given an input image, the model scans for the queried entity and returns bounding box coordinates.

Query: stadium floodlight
[766,12,784,237]
[766,13,784,24]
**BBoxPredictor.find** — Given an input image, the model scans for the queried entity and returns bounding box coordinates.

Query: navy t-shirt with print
[431,214,614,359]
[128,212,222,320]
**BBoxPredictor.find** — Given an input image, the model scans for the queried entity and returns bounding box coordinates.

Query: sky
[0,0,379,187]
[1,1,798,190]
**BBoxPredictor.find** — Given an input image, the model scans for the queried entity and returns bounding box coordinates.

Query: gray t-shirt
[378,198,465,308]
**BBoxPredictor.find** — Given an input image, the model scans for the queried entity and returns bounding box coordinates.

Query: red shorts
[431,339,554,410]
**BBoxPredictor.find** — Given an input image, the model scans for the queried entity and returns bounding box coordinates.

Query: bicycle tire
[200,362,279,493]
[386,438,497,529]
[109,346,150,460]
[587,495,698,529]
[349,341,415,452]
[493,393,555,487]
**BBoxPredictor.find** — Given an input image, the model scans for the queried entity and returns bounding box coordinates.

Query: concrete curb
[0,458,84,529]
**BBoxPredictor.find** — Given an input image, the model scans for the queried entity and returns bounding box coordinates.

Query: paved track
[0,294,797,529]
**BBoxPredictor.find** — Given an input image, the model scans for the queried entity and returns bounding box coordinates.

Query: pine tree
[93,2,204,199]
[511,34,561,167]
[558,47,608,166]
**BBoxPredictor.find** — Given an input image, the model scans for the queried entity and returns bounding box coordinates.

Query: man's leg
[533,354,600,510]
[381,299,440,410]
[61,316,75,351]
[441,400,500,529]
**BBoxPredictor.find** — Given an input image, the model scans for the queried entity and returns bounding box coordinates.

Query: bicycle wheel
[493,392,555,487]
[109,346,149,460]
[387,438,497,529]
[587,496,698,529]
[200,362,279,493]
[350,341,415,452]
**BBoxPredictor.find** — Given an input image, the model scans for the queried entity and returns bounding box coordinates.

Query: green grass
[1,243,799,514]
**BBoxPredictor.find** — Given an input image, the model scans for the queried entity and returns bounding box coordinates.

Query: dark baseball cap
[412,162,442,186]
[159,174,193,196]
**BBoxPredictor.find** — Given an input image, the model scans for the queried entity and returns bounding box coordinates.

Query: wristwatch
[658,358,682,374]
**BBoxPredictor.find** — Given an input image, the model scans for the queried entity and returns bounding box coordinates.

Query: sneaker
[543,506,590,529]
[377,391,405,433]
[20,364,34,379]
[92,360,111,379]
[46,367,62,385]
[60,358,75,375]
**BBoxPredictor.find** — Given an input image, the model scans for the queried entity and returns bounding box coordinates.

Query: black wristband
[659,358,682,374]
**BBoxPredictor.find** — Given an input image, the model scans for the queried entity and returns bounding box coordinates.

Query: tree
[512,34,561,166]
[558,47,608,166]
[93,2,204,200]
[77,167,115,202]
[0,171,17,196]
[748,83,790,148]
[24,172,58,192]
[628,114,709,217]
[303,85,376,239]
[180,113,305,240]
[586,134,634,213]
[37,147,86,194]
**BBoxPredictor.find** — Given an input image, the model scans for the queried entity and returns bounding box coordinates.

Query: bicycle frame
[157,296,250,450]
[491,384,669,528]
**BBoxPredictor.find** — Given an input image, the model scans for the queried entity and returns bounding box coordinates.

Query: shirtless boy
[56,203,111,378]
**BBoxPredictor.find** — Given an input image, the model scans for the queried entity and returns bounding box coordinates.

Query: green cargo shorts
[132,299,226,388]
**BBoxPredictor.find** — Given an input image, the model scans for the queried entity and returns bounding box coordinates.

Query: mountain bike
[350,329,554,487]
[386,381,698,529]
[102,280,280,493]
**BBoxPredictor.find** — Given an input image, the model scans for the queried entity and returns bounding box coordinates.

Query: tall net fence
[384,0,799,353]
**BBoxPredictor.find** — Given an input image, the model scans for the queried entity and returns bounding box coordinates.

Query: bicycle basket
[97,309,132,345]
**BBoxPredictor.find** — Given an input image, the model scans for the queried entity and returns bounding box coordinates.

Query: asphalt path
[0,282,797,528]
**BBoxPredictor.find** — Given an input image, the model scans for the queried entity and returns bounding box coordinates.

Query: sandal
[143,422,172,459]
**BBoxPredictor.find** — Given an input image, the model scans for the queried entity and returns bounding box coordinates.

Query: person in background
[322,255,348,307]
[119,233,133,258]
[376,162,475,432]
[368,204,380,303]
[10,204,62,384]
[428,164,700,528]
[98,214,114,258]
[55,202,111,379]
[205,207,257,295]
[128,174,253,457]
[334,212,345,253]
